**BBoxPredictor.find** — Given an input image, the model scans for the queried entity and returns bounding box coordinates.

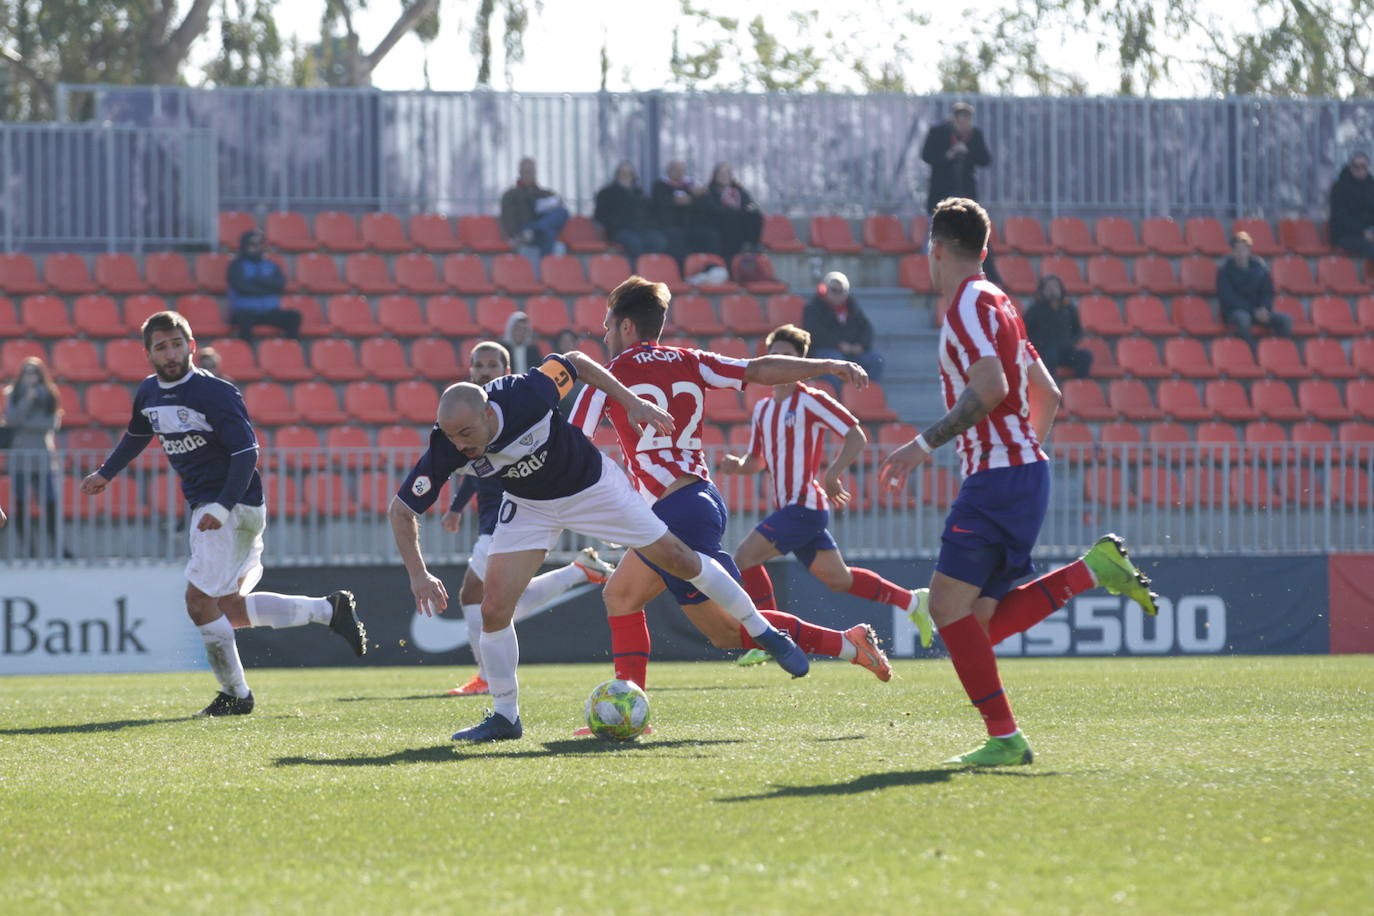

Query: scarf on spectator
[718,184,742,208]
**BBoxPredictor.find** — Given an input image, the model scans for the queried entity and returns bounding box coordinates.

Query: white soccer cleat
[574,547,616,584]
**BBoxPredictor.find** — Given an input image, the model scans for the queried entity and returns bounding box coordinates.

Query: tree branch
[0,44,56,113]
[166,0,217,63]
[362,0,440,77]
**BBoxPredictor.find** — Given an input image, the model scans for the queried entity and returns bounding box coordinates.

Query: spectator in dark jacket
[4,356,65,557]
[1023,276,1092,381]
[1217,231,1290,347]
[1329,152,1374,262]
[651,159,721,268]
[501,311,544,375]
[227,230,300,342]
[704,162,763,263]
[802,271,884,381]
[594,161,669,262]
[921,102,992,215]
[500,157,570,259]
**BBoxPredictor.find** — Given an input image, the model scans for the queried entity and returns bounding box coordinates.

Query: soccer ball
[584,679,650,741]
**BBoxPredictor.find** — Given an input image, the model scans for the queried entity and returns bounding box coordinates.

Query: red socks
[988,559,1096,644]
[741,565,777,610]
[847,567,911,608]
[738,610,845,658]
[608,611,651,689]
[938,614,1017,736]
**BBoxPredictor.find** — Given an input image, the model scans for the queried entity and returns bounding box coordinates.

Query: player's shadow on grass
[648,685,769,692]
[334,694,452,703]
[717,767,1059,802]
[275,745,458,767]
[473,738,743,759]
[273,738,743,767]
[0,717,198,736]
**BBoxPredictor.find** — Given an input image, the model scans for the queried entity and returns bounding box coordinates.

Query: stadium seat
[344,253,397,294]
[727,253,786,294]
[206,338,262,382]
[359,213,411,253]
[1210,337,1264,379]
[1311,296,1361,335]
[242,382,299,426]
[1116,338,1168,378]
[1001,217,1052,255]
[94,253,148,295]
[1134,256,1183,296]
[1338,420,1374,448]
[1141,218,1190,256]
[1183,466,1233,508]
[327,295,382,337]
[704,389,749,424]
[85,383,134,427]
[1184,217,1230,256]
[0,297,18,339]
[1316,256,1371,296]
[376,295,432,337]
[1333,467,1372,508]
[1297,379,1352,421]
[1243,421,1290,463]
[761,215,806,252]
[1051,421,1095,463]
[1352,338,1374,377]
[1195,421,1241,463]
[572,295,609,335]
[1095,217,1147,256]
[360,338,411,382]
[174,294,230,339]
[1271,256,1321,296]
[1231,218,1282,256]
[1085,256,1135,295]
[1256,338,1309,380]
[706,336,750,360]
[1292,420,1335,458]
[670,295,724,336]
[1204,379,1259,421]
[995,256,1037,295]
[265,211,317,252]
[909,216,930,248]
[635,254,687,293]
[67,427,114,452]
[295,253,348,294]
[684,253,739,293]
[0,254,45,295]
[411,337,462,381]
[1172,295,1224,336]
[324,425,374,469]
[291,382,346,425]
[862,215,917,254]
[408,214,462,253]
[279,294,329,337]
[1080,337,1122,378]
[193,253,232,294]
[218,211,257,249]
[560,215,609,254]
[898,254,933,293]
[492,253,548,295]
[765,294,805,329]
[0,339,45,381]
[567,337,607,362]
[314,212,366,252]
[1350,380,1374,420]
[1039,257,1089,295]
[263,476,304,519]
[1124,295,1179,335]
[258,339,313,382]
[1084,466,1133,508]
[21,295,75,337]
[140,253,194,296]
[1358,296,1374,328]
[841,383,898,422]
[1179,256,1218,294]
[389,253,444,295]
[541,255,595,295]
[587,253,632,293]
[1049,217,1100,256]
[394,380,440,424]
[1233,467,1276,508]
[475,295,518,336]
[72,295,124,338]
[1157,380,1212,421]
[1060,379,1113,420]
[1277,218,1328,257]
[1099,421,1145,464]
[1250,379,1304,422]
[1108,378,1164,420]
[457,215,510,253]
[1078,296,1129,336]
[305,472,354,517]
[720,294,771,336]
[51,339,106,383]
[523,296,570,336]
[1163,338,1218,379]
[1140,466,1185,506]
[1303,338,1357,379]
[1271,297,1314,336]
[310,339,367,381]
[43,254,97,295]
[275,426,324,469]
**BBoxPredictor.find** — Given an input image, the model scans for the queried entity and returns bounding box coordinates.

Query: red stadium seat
[1099,422,1145,464]
[492,253,547,295]
[1185,217,1230,256]
[327,295,382,337]
[1051,421,1095,463]
[588,253,633,293]
[1141,218,1189,256]
[411,337,462,381]
[669,295,723,336]
[1060,379,1113,420]
[704,389,749,424]
[0,339,45,381]
[305,472,355,516]
[21,295,75,337]
[344,253,397,294]
[1116,338,1168,378]
[1086,256,1135,295]
[635,254,687,293]
[1358,296,1374,327]
[377,295,432,337]
[1352,338,1374,377]
[1277,219,1328,257]
[72,295,124,338]
[175,294,230,339]
[457,215,510,253]
[728,252,786,294]
[67,428,114,452]
[1350,380,1374,421]
[761,215,806,252]
[1163,338,1219,379]
[720,294,771,336]
[524,296,571,336]
[1204,379,1259,421]
[206,338,262,382]
[1251,379,1304,422]
[0,254,45,295]
[995,256,1037,295]
[1303,338,1357,380]
[1333,467,1373,508]
[560,215,609,254]
[898,254,933,293]
[51,339,106,383]
[541,255,595,295]
[94,253,148,294]
[1039,257,1089,295]
[414,298,473,340]
[314,212,366,252]
[1049,217,1099,256]
[1002,217,1052,255]
[1157,380,1212,421]
[43,254,97,295]
[242,382,299,426]
[1297,379,1352,421]
[1317,256,1371,296]
[1095,217,1146,256]
[1108,378,1164,420]
[262,476,303,519]
[394,380,440,424]
[1080,338,1122,378]
[572,296,609,335]
[1231,219,1282,257]
[1084,466,1133,507]
[1172,296,1224,336]
[1195,421,1241,463]
[295,253,348,294]
[140,253,195,296]
[1338,421,1374,447]
[408,214,462,253]
[1272,297,1315,336]
[1139,466,1185,506]
[1210,337,1264,379]
[1271,256,1321,296]
[391,253,446,295]
[1311,296,1361,335]
[840,384,898,422]
[909,216,930,248]
[308,339,365,382]
[1256,338,1308,380]
[1124,295,1179,335]
[86,383,135,427]
[274,426,323,469]
[475,295,518,336]
[436,258,490,301]
[360,338,411,382]
[258,338,313,382]
[282,295,331,337]
[1292,421,1335,458]
[765,294,804,329]
[684,253,739,293]
[0,297,18,338]
[194,253,232,294]
[1134,256,1183,296]
[1179,256,1218,294]
[863,215,917,254]
[218,211,257,250]
[706,336,750,360]
[342,381,394,424]
[324,426,374,469]
[566,336,607,362]
[1078,296,1129,336]
[1243,421,1290,463]
[265,211,317,252]
[359,213,411,253]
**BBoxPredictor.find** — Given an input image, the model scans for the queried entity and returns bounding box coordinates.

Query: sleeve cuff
[203,503,231,525]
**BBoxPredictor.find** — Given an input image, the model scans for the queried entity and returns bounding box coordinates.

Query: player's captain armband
[537,357,575,398]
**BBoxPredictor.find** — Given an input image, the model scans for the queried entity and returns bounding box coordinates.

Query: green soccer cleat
[1082,534,1159,616]
[945,732,1034,767]
[906,588,934,649]
[735,648,771,667]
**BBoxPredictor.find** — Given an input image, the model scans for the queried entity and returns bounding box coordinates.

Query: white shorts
[185,503,266,598]
[489,454,669,556]
[468,532,493,581]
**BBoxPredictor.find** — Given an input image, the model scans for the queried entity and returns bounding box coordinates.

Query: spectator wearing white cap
[501,311,544,375]
[802,271,885,382]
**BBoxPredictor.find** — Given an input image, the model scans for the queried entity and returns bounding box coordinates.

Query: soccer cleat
[945,732,1034,767]
[451,710,523,742]
[844,624,892,682]
[197,691,254,717]
[446,675,489,696]
[327,590,367,656]
[735,648,771,667]
[573,547,616,584]
[906,588,934,649]
[751,627,810,678]
[1082,534,1159,616]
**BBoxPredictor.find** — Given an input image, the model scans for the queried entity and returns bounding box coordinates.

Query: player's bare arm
[744,354,869,389]
[388,496,449,616]
[717,453,766,475]
[824,425,869,506]
[1024,358,1062,445]
[560,350,674,435]
[880,356,1008,489]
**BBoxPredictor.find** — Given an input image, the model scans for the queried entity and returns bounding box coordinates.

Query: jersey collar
[156,367,201,390]
[624,340,658,357]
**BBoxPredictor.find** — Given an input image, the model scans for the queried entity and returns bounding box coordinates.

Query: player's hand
[410,572,449,617]
[626,397,674,437]
[829,360,869,389]
[717,454,746,475]
[823,471,851,507]
[197,513,223,531]
[80,472,110,496]
[879,440,931,491]
[441,510,461,533]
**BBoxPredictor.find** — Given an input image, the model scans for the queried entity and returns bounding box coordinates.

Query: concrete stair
[852,286,945,427]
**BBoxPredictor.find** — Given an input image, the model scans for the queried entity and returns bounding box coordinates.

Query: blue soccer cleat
[751,627,810,678]
[451,710,523,742]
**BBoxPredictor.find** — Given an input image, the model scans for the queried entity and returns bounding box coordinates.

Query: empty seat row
[1083,465,1371,509]
[1054,419,1374,463]
[1060,377,1374,424]
[1070,293,1372,338]
[1087,336,1374,381]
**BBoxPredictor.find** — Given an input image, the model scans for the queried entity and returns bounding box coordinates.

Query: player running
[569,278,893,689]
[879,198,1158,766]
[79,312,367,717]
[389,349,813,743]
[437,340,616,697]
[717,323,933,668]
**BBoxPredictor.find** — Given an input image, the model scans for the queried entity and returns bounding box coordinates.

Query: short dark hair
[607,275,669,340]
[470,340,511,370]
[765,323,810,357]
[142,311,193,350]
[930,197,990,257]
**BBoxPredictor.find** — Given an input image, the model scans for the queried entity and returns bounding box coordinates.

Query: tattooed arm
[878,357,1008,490]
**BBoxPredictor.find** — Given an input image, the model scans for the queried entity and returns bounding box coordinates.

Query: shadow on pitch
[717,767,1061,802]
[648,685,769,693]
[274,737,743,767]
[333,694,452,703]
[275,745,458,767]
[0,716,198,736]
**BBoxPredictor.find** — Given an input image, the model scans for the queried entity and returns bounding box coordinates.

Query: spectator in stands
[704,161,764,263]
[921,102,992,216]
[227,230,301,342]
[652,159,721,268]
[500,157,570,259]
[1329,152,1374,262]
[197,346,224,379]
[501,311,544,375]
[594,161,670,262]
[803,271,884,381]
[1217,230,1290,346]
[4,356,65,557]
[1024,275,1092,381]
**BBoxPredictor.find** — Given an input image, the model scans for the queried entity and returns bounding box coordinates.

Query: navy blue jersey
[123,369,263,508]
[397,355,602,512]
[448,474,505,535]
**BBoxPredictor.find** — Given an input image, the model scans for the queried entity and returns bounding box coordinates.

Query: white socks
[463,603,485,677]
[688,552,770,637]
[480,624,520,721]
[244,592,332,629]
[197,615,250,698]
[511,564,585,622]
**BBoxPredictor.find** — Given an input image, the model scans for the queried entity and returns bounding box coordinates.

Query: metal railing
[0,123,217,252]
[3,443,1369,567]
[56,84,1374,220]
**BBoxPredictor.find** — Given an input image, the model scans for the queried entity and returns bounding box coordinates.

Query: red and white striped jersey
[570,341,748,500]
[939,274,1047,477]
[748,383,859,511]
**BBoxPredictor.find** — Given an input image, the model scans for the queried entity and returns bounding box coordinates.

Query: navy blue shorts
[637,480,740,606]
[755,504,838,568]
[936,462,1050,600]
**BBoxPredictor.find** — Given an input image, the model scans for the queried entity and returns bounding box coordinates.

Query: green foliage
[203,0,296,88]
[470,0,538,88]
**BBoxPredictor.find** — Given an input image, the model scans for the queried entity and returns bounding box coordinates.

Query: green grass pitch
[3,657,1371,914]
